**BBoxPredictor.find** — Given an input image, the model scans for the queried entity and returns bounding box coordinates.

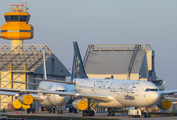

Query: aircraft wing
[34,78,75,84]
[0,88,113,102]
[0,89,45,102]
[0,91,18,96]
[160,90,177,95]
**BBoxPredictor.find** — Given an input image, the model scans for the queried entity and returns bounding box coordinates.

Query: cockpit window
[145,88,158,92]
[56,90,67,92]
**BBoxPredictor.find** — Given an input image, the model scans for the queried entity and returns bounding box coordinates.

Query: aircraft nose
[150,92,160,105]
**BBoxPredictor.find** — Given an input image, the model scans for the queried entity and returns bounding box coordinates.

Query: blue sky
[0,0,177,90]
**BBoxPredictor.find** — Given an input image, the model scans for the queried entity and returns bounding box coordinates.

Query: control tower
[1,0,33,51]
[0,1,70,110]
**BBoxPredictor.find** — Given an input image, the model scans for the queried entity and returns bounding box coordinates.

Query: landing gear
[49,108,52,113]
[32,108,35,113]
[82,110,95,116]
[69,107,77,113]
[41,106,44,111]
[27,108,30,113]
[144,107,151,118]
[58,106,63,114]
[107,108,115,116]
[58,110,63,114]
[27,104,35,114]
[82,99,95,117]
[53,108,55,113]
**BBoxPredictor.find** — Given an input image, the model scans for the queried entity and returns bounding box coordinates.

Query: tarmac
[3,110,177,120]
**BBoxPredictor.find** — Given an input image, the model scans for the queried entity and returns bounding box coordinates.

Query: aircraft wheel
[69,108,72,113]
[74,108,77,113]
[58,110,60,114]
[32,108,35,113]
[41,107,44,111]
[89,110,95,116]
[148,113,151,118]
[111,110,115,116]
[49,108,52,113]
[27,109,30,113]
[107,108,111,116]
[53,108,55,113]
[82,111,87,116]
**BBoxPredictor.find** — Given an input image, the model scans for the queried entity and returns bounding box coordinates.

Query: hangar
[83,44,156,81]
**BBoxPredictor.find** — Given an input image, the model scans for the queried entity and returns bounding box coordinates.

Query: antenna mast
[25,0,27,12]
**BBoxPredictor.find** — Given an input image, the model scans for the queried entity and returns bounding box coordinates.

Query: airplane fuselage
[74,78,160,108]
[37,81,75,106]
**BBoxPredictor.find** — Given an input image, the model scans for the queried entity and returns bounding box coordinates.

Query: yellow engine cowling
[72,99,88,111]
[19,94,33,105]
[157,99,171,110]
[13,99,22,109]
[13,99,31,110]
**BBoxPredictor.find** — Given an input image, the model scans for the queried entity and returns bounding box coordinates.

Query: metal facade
[0,44,70,109]
[83,44,155,80]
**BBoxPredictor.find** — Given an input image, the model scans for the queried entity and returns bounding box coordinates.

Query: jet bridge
[83,44,156,81]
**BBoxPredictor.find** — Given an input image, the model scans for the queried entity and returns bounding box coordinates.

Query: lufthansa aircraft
[0,42,176,117]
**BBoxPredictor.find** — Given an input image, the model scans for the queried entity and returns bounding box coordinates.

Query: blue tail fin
[73,42,88,78]
[71,55,77,81]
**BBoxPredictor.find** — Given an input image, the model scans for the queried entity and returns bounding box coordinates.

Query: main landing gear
[58,106,63,114]
[27,104,35,114]
[82,99,95,117]
[107,108,115,116]
[69,107,77,113]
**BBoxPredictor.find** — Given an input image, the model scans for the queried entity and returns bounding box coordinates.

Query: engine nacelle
[72,99,88,111]
[13,99,22,109]
[19,94,33,105]
[157,99,171,110]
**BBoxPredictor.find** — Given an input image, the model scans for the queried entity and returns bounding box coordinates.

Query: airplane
[0,42,176,118]
[0,49,77,114]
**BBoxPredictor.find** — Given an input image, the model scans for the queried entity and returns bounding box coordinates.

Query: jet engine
[72,99,88,111]
[157,99,171,110]
[13,99,22,109]
[13,99,30,110]
[19,94,33,105]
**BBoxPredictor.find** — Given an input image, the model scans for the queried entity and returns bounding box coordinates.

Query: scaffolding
[0,44,53,109]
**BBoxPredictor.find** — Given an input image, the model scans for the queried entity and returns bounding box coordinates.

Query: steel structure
[83,44,155,81]
[0,44,53,109]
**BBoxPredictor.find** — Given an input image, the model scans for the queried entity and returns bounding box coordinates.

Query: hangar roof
[83,44,151,76]
[0,44,70,76]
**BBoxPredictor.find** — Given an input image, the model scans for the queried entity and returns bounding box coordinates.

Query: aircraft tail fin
[73,42,88,78]
[71,55,77,81]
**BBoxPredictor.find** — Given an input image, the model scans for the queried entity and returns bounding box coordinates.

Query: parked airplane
[0,49,77,114]
[0,42,176,118]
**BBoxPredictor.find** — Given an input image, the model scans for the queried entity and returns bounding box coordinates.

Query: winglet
[73,42,88,78]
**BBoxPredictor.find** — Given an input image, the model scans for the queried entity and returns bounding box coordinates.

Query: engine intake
[72,99,88,111]
[19,94,33,105]
[157,99,171,110]
[13,99,22,109]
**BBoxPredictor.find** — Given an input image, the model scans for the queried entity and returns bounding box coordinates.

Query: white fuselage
[74,78,160,108]
[37,81,76,106]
